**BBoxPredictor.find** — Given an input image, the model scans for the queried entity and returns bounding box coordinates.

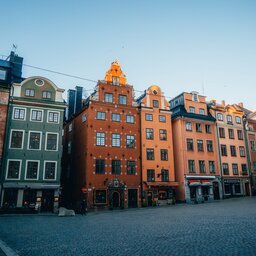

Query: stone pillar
[17,189,24,207]
[197,186,203,203]
[185,183,191,204]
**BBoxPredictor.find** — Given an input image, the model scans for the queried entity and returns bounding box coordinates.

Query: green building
[0,76,66,212]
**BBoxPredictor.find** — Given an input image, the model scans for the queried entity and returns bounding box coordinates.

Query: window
[127,161,136,175]
[46,133,58,151]
[126,135,135,148]
[13,108,26,120]
[251,141,256,152]
[235,116,241,124]
[7,160,21,179]
[221,144,227,156]
[96,132,105,146]
[112,160,121,174]
[95,159,105,174]
[223,163,229,175]
[105,93,113,103]
[237,130,243,140]
[196,123,202,132]
[188,160,195,173]
[126,115,134,123]
[159,115,166,122]
[227,115,233,124]
[206,140,213,152]
[205,124,211,133]
[153,100,159,108]
[217,113,223,121]
[112,134,121,147]
[68,123,72,132]
[68,142,71,154]
[199,109,205,115]
[48,111,59,123]
[146,128,154,140]
[26,161,39,180]
[159,129,167,140]
[230,145,237,157]
[31,110,43,122]
[82,114,87,123]
[146,148,154,160]
[161,169,169,182]
[145,114,153,121]
[112,76,120,86]
[96,112,106,120]
[160,149,168,161]
[112,113,120,122]
[186,122,192,131]
[209,161,215,173]
[199,160,205,173]
[28,132,41,150]
[10,130,23,149]
[219,127,225,138]
[95,190,107,204]
[44,162,56,180]
[147,169,155,182]
[239,146,245,157]
[192,93,198,102]
[253,162,256,172]
[42,91,52,99]
[189,106,195,113]
[25,89,35,97]
[241,164,247,175]
[0,69,7,80]
[232,164,238,175]
[186,139,194,151]
[228,129,234,139]
[197,140,204,152]
[118,95,127,105]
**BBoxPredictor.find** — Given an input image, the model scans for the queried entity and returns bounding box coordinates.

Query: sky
[1,0,256,109]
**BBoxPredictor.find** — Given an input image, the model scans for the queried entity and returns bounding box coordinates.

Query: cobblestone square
[0,197,256,256]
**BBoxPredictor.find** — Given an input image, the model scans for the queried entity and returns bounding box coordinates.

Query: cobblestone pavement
[0,197,256,256]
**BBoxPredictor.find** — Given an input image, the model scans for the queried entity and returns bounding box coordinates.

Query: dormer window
[192,92,199,102]
[42,91,52,99]
[25,89,35,97]
[189,107,195,113]
[112,76,120,86]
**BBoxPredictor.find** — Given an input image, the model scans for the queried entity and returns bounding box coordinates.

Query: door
[213,182,220,200]
[147,192,153,206]
[245,183,250,196]
[41,190,54,212]
[128,189,138,208]
[112,191,120,208]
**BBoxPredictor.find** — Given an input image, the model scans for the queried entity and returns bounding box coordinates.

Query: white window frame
[235,116,241,124]
[25,160,40,180]
[6,159,22,180]
[47,110,60,124]
[12,107,27,121]
[9,129,25,149]
[27,131,42,150]
[126,115,134,123]
[217,113,223,121]
[45,132,59,151]
[30,109,44,122]
[43,161,57,180]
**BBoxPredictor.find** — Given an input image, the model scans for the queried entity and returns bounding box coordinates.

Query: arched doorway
[112,191,120,208]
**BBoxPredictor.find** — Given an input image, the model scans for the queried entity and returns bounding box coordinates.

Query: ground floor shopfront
[184,176,222,204]
[142,181,179,206]
[0,183,60,212]
[223,178,251,198]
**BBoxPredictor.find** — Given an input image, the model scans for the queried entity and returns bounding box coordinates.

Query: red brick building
[62,61,141,210]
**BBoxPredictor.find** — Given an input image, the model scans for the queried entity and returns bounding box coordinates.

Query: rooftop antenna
[5,44,18,60]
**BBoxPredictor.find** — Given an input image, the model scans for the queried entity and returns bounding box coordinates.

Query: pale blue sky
[1,0,256,109]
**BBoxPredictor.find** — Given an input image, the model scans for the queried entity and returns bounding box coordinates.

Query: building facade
[62,61,141,210]
[170,92,221,203]
[209,101,251,198]
[0,77,66,212]
[137,85,178,206]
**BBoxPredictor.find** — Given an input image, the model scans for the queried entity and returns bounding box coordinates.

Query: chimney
[221,100,225,106]
[238,102,244,108]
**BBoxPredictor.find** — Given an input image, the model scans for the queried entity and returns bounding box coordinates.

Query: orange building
[137,85,178,206]
[170,91,221,203]
[62,61,141,210]
[209,101,251,197]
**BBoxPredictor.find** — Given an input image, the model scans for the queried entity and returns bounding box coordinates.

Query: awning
[145,181,179,187]
[186,175,216,180]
